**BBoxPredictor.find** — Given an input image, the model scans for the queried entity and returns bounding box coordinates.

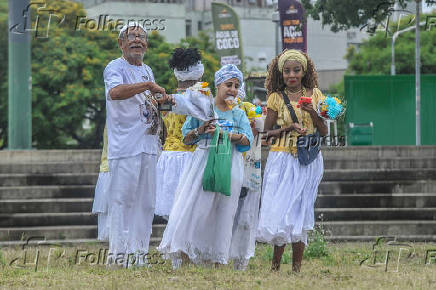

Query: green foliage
[0,0,220,149]
[344,25,436,75]
[260,226,330,263]
[261,245,291,264]
[29,0,118,148]
[0,249,5,267]
[304,227,330,259]
[302,0,435,32]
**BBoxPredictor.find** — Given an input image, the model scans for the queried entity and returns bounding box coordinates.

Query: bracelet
[193,128,199,138]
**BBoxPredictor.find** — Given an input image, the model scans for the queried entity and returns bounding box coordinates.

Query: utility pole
[391,21,425,76]
[415,0,421,146]
[272,2,281,55]
[8,0,32,149]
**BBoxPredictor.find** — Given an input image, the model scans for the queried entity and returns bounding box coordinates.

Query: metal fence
[345,75,436,145]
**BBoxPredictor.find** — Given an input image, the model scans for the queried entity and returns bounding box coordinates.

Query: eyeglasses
[126,34,146,41]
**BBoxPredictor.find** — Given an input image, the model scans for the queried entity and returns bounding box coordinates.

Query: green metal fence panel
[422,75,436,145]
[345,75,436,145]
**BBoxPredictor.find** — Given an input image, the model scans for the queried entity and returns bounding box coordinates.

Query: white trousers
[107,153,157,259]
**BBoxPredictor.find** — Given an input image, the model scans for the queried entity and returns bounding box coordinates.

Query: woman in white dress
[158,64,253,268]
[92,126,110,241]
[155,48,203,220]
[257,50,328,272]
[229,96,263,271]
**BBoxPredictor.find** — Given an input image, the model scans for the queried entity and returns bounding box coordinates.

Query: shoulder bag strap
[281,91,299,124]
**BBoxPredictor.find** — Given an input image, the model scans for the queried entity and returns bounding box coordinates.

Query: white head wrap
[238,83,246,100]
[214,64,243,87]
[118,22,146,39]
[174,61,204,81]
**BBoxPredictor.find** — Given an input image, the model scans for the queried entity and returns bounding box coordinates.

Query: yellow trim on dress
[163,112,196,152]
[267,88,326,155]
[99,126,109,173]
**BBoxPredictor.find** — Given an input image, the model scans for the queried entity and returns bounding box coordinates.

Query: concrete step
[0,150,101,163]
[0,162,99,174]
[2,147,434,164]
[321,146,436,158]
[315,208,436,221]
[324,235,436,242]
[323,157,436,170]
[0,212,167,227]
[0,212,97,227]
[0,198,93,213]
[261,146,436,161]
[0,171,433,188]
[318,180,436,194]
[0,185,95,200]
[0,237,162,248]
[0,225,97,241]
[1,157,434,174]
[322,169,436,181]
[0,224,166,242]
[315,193,436,208]
[321,220,436,236]
[0,173,98,187]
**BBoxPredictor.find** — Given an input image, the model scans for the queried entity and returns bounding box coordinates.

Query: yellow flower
[201,82,209,88]
[334,97,341,104]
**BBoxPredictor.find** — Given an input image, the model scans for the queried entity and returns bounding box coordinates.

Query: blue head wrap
[214,64,243,87]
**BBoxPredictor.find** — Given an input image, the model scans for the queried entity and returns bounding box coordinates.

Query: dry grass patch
[0,242,435,289]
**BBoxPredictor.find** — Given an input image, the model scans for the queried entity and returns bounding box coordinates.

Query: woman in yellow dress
[155,48,203,220]
[257,49,328,272]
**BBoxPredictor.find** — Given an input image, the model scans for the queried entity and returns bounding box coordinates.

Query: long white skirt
[229,143,262,270]
[155,151,193,219]
[92,172,110,241]
[107,153,157,260]
[229,187,261,270]
[158,147,243,266]
[257,151,324,246]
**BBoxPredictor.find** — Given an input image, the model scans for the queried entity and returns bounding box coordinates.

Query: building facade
[75,0,369,90]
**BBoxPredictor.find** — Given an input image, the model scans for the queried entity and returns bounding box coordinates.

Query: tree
[301,0,436,32]
[0,0,220,149]
[345,28,436,75]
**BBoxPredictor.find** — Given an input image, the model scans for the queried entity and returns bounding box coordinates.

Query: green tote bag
[202,127,233,196]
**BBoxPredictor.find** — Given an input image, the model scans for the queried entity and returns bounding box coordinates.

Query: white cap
[118,22,146,39]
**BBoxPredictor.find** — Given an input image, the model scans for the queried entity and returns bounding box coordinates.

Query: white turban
[174,61,205,82]
[118,22,146,39]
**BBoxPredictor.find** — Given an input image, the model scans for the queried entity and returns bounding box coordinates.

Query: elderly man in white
[104,22,171,267]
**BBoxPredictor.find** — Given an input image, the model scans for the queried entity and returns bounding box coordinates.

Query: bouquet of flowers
[190,81,212,97]
[296,96,313,108]
[317,95,345,120]
[172,82,216,121]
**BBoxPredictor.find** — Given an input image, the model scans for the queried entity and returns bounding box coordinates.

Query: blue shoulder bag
[282,91,321,166]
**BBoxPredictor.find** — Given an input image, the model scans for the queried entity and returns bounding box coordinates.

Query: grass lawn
[1,242,435,289]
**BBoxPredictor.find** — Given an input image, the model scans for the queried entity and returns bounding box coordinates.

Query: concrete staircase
[1,146,435,246]
[0,150,164,246]
[314,146,436,242]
